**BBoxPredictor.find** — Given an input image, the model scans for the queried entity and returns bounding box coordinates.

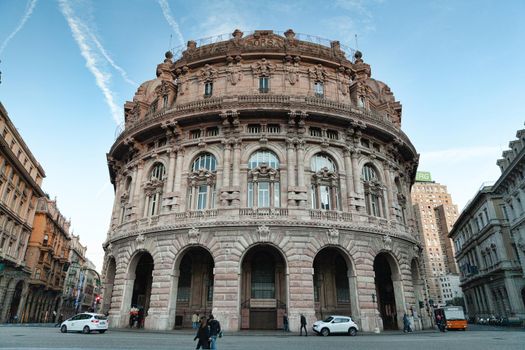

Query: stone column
[134,161,145,218]
[351,150,361,195]
[287,260,315,333]
[504,277,525,316]
[16,282,29,321]
[232,142,241,188]
[0,277,9,314]
[222,142,232,188]
[212,257,241,331]
[296,141,306,207]
[382,162,393,220]
[167,150,176,192]
[0,285,15,322]
[286,140,296,206]
[173,147,184,208]
[343,148,354,205]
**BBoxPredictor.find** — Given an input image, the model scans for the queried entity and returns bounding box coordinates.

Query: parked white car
[60,313,108,334]
[312,315,359,336]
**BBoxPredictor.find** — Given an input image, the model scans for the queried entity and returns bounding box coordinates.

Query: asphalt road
[0,325,523,350]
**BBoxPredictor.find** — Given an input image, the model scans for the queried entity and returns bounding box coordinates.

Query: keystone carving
[258,224,270,241]
[188,226,200,244]
[382,234,392,250]
[252,58,274,77]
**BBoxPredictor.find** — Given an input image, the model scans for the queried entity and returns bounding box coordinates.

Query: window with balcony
[310,153,340,210]
[247,124,261,134]
[247,150,280,208]
[206,127,219,137]
[188,153,217,210]
[144,162,166,217]
[259,77,269,93]
[190,129,201,139]
[267,124,280,134]
[204,82,213,97]
[362,164,385,217]
[314,81,324,97]
[326,130,338,140]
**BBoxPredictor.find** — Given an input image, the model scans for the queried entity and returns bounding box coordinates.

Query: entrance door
[249,310,276,329]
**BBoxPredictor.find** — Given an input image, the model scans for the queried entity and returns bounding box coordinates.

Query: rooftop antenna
[355,34,359,50]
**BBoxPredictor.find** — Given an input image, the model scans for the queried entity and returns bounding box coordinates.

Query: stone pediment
[243,30,287,50]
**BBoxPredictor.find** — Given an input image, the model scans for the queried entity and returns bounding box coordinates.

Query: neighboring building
[80,258,100,313]
[62,234,87,318]
[411,172,461,306]
[102,29,428,332]
[0,103,46,323]
[439,274,462,304]
[450,128,525,321]
[21,198,71,323]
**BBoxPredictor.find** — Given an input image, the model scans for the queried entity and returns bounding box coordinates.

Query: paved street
[0,325,523,350]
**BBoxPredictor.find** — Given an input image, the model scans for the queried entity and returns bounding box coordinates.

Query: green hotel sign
[416,171,432,182]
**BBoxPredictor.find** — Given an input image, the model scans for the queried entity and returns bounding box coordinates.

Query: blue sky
[1,0,524,270]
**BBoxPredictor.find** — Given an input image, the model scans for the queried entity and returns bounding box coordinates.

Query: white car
[312,315,359,336]
[60,313,108,334]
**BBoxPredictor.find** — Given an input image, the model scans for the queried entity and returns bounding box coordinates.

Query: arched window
[247,150,280,208]
[310,153,340,210]
[362,164,384,217]
[119,176,132,224]
[395,177,407,224]
[144,163,166,217]
[188,153,217,210]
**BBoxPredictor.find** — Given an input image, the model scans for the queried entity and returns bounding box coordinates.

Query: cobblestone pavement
[0,325,523,350]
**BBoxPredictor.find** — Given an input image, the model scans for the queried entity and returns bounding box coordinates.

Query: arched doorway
[374,252,403,330]
[130,252,154,327]
[8,281,23,322]
[174,247,214,328]
[313,247,357,320]
[103,257,117,314]
[240,245,287,330]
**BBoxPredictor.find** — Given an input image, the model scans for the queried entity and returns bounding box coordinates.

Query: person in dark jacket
[208,314,221,350]
[283,312,289,332]
[300,314,307,336]
[194,316,210,349]
[403,313,412,333]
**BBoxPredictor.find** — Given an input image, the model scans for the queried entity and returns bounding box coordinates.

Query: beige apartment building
[0,103,46,322]
[102,29,429,332]
[411,172,461,307]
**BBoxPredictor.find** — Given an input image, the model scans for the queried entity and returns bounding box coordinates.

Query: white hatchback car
[312,315,359,336]
[60,313,108,334]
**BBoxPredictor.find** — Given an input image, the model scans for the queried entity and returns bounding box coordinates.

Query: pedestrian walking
[192,312,199,329]
[436,314,445,332]
[54,314,64,327]
[283,312,289,332]
[194,316,210,349]
[299,314,307,336]
[403,313,412,333]
[208,314,221,350]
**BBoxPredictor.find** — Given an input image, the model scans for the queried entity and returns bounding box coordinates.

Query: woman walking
[194,316,210,349]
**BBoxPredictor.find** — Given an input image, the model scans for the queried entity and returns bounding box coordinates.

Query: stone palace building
[101,29,429,332]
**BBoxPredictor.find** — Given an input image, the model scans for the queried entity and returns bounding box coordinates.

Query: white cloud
[421,146,502,164]
[158,0,185,46]
[58,0,122,125]
[0,0,38,55]
[195,0,250,39]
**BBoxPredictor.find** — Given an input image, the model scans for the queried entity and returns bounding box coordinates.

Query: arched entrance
[130,252,154,327]
[313,247,358,320]
[374,252,403,330]
[240,245,287,330]
[103,257,117,314]
[174,247,214,328]
[8,281,23,322]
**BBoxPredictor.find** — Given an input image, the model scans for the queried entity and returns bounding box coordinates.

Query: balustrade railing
[239,207,289,217]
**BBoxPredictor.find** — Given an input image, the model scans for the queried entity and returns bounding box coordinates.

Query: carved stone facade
[102,30,427,332]
[450,129,525,322]
[0,103,46,323]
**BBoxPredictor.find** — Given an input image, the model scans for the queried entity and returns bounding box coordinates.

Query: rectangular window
[206,127,219,137]
[267,124,280,133]
[248,182,254,208]
[247,124,261,133]
[190,129,201,139]
[314,82,324,97]
[197,185,207,210]
[259,77,269,93]
[163,95,169,108]
[320,185,331,210]
[149,192,159,216]
[371,194,380,217]
[258,182,270,208]
[150,100,157,114]
[310,127,322,137]
[204,82,213,97]
[358,96,365,108]
[326,130,338,140]
[274,182,280,208]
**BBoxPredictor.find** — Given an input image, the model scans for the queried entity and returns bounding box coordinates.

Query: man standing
[208,314,221,350]
[283,312,289,332]
[300,314,307,336]
[192,313,199,329]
